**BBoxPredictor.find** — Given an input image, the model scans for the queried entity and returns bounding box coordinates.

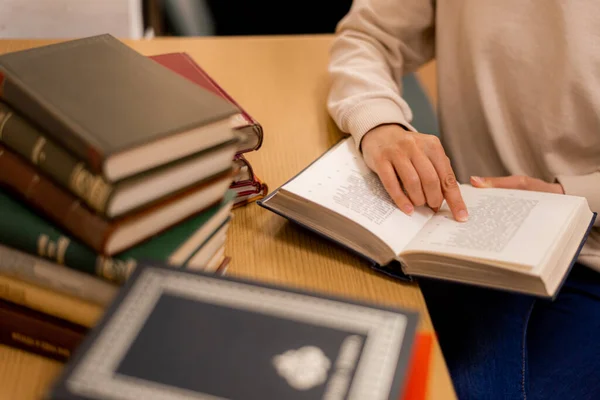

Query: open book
[259,138,596,298]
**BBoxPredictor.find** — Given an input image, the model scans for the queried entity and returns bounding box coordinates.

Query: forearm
[327,0,435,149]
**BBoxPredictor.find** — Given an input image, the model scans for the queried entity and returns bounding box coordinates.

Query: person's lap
[420,264,600,400]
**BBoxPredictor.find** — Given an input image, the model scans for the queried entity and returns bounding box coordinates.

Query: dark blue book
[259,137,596,298]
[48,263,418,400]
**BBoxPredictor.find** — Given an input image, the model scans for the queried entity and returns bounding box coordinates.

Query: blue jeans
[420,264,600,400]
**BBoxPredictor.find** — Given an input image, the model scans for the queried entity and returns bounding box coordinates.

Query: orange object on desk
[401,332,434,400]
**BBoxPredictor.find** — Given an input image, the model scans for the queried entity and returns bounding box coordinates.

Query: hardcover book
[0,190,236,283]
[0,299,86,362]
[49,264,418,400]
[0,34,238,182]
[0,273,102,328]
[0,101,238,218]
[0,244,117,306]
[149,52,264,154]
[0,144,235,255]
[259,137,597,298]
[231,154,269,208]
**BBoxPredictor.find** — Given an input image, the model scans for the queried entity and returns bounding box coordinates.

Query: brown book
[0,34,238,182]
[0,145,236,255]
[0,299,87,362]
[0,101,239,219]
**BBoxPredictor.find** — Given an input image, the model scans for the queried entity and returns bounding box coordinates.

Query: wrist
[360,123,408,152]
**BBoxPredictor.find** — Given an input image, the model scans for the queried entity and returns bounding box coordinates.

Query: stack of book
[148,52,268,209]
[0,34,243,361]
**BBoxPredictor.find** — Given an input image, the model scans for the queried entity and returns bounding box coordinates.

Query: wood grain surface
[0,35,454,400]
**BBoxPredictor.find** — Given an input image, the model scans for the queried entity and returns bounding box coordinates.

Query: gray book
[0,34,238,182]
[49,264,418,400]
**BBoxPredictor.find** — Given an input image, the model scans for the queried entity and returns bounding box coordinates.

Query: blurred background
[0,0,438,134]
[0,0,354,38]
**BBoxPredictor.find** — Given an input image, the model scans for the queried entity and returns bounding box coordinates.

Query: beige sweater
[327,0,600,272]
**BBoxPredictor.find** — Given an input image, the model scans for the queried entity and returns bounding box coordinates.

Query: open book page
[282,138,433,255]
[402,185,581,268]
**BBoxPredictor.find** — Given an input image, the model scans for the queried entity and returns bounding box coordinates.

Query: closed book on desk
[259,137,597,298]
[149,52,264,154]
[0,273,102,328]
[49,264,418,400]
[0,244,117,306]
[231,155,269,208]
[0,101,238,218]
[232,176,269,209]
[0,34,238,182]
[0,190,236,284]
[0,145,235,255]
[0,299,87,362]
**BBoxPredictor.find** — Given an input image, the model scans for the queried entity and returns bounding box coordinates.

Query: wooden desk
[0,35,455,400]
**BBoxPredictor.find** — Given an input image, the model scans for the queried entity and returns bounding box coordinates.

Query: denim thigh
[526,265,600,400]
[420,264,600,400]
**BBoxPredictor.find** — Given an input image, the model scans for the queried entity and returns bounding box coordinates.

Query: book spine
[0,189,137,284]
[0,101,113,213]
[0,244,117,306]
[0,145,110,253]
[0,299,86,362]
[0,274,102,328]
[0,69,104,173]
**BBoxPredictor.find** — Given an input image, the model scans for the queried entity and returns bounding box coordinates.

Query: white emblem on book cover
[272,346,331,390]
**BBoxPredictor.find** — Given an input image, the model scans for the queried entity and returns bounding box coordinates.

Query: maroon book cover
[149,52,264,154]
[230,154,268,208]
[0,299,87,362]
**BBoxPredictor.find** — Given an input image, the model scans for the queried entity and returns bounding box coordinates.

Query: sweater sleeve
[327,0,436,151]
[556,171,600,227]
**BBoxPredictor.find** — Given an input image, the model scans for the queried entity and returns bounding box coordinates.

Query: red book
[400,332,434,400]
[149,52,264,155]
[231,154,268,208]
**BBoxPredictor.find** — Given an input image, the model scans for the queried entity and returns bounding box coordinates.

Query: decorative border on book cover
[65,267,410,400]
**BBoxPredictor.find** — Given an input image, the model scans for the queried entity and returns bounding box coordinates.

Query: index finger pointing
[430,155,468,222]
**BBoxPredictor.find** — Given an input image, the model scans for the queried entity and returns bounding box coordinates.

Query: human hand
[470,175,565,194]
[361,124,468,222]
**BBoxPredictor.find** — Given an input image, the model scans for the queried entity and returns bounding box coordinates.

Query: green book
[0,189,235,284]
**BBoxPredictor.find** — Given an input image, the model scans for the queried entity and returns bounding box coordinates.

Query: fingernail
[457,210,468,222]
[403,204,414,214]
[470,176,484,185]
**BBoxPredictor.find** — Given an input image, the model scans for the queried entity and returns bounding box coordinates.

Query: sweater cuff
[556,171,600,226]
[342,98,416,152]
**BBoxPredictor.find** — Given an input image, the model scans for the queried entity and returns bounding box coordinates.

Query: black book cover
[48,263,418,400]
